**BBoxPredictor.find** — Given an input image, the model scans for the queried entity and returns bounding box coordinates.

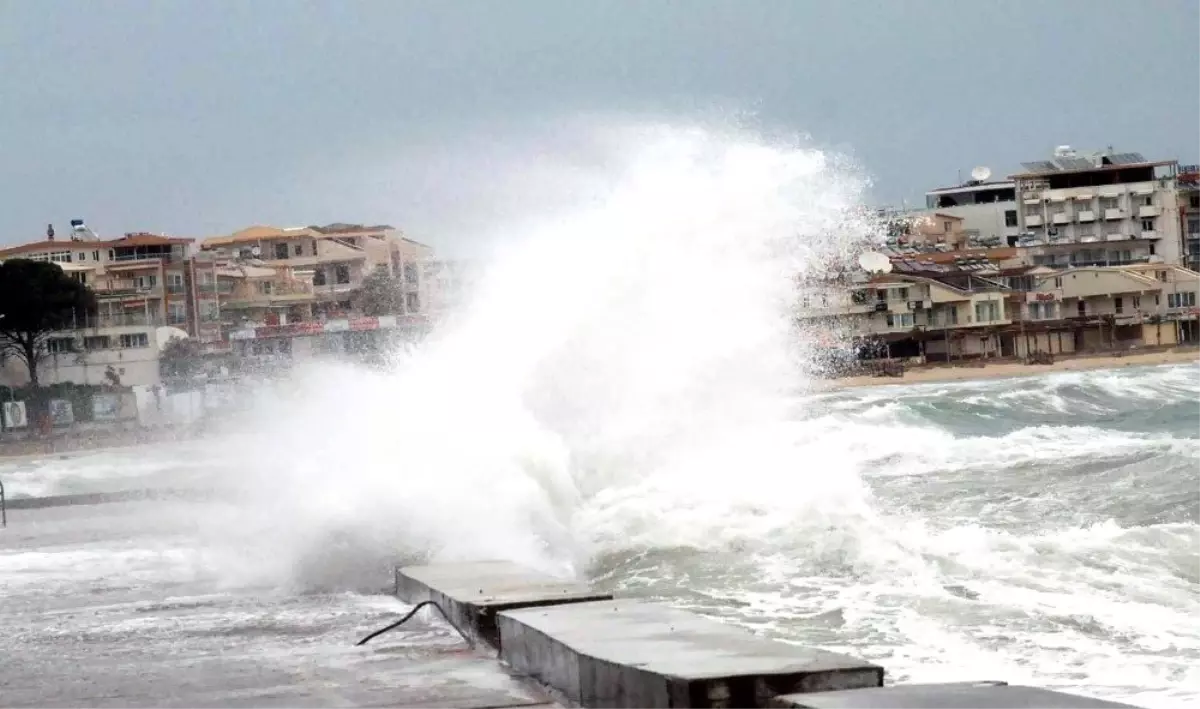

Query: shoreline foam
[817,346,1199,391]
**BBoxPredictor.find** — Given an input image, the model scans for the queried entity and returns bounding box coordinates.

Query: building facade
[0,229,214,387]
[1011,148,1183,268]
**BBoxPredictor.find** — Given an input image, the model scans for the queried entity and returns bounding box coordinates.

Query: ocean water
[1,123,1197,707]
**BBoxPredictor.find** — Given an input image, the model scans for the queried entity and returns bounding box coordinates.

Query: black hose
[356,599,474,648]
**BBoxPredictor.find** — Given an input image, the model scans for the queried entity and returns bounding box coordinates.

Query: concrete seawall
[391,561,1144,709]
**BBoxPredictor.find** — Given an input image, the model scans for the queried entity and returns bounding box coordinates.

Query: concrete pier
[498,599,883,708]
[768,681,1143,708]
[394,561,613,648]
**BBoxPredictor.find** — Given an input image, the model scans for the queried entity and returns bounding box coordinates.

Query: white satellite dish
[858,251,893,274]
[970,166,992,182]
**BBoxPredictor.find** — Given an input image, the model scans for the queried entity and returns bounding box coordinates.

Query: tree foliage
[356,268,404,316]
[159,335,203,381]
[0,259,96,386]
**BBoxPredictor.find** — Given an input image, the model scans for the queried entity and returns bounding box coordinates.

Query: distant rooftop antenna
[858,251,894,274]
[970,166,992,182]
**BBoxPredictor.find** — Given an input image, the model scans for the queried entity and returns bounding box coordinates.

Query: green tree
[159,335,203,381]
[0,259,96,387]
[356,267,404,316]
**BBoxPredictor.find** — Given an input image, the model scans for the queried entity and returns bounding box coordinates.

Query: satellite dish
[970,166,992,182]
[858,251,893,274]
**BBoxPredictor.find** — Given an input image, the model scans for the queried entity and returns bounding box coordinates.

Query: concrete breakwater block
[394,561,613,648]
[769,682,1144,708]
[498,599,884,708]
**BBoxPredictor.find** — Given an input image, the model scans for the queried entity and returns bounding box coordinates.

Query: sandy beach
[823,346,1200,390]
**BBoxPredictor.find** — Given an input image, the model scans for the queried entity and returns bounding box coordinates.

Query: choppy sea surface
[2,363,1196,708]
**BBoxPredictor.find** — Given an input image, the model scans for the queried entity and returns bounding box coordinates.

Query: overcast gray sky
[1,0,1197,253]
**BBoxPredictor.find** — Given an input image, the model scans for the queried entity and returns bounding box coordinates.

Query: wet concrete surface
[0,500,556,708]
[769,682,1143,708]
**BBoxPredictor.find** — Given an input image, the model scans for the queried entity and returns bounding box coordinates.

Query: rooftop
[0,232,192,258]
[1009,149,1176,179]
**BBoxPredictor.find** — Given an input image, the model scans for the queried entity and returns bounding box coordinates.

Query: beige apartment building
[1005,265,1199,356]
[200,223,432,325]
[802,265,1014,361]
[198,223,439,365]
[0,228,216,387]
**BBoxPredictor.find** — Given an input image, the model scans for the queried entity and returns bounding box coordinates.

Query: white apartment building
[0,324,185,388]
[1012,148,1183,269]
[921,180,1019,248]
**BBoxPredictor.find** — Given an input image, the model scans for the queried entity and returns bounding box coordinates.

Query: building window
[46,337,75,354]
[84,335,111,350]
[404,262,419,285]
[200,302,219,322]
[1132,296,1141,309]
[294,243,303,256]
[1141,218,1155,231]
[406,292,420,313]
[133,275,157,290]
[166,272,184,293]
[78,251,86,261]
[1168,292,1198,308]
[93,250,101,261]
[168,302,187,324]
[1114,297,1124,314]
[1054,277,1063,288]
[1077,301,1086,317]
[885,312,913,329]
[335,264,351,284]
[119,333,149,348]
[973,301,1000,322]
[1005,210,1018,227]
[313,268,327,286]
[274,242,289,260]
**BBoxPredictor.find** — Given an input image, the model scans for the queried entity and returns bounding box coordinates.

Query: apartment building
[1180,164,1199,271]
[1005,264,1200,355]
[921,179,1019,248]
[799,246,1200,364]
[0,227,215,387]
[799,256,1014,361]
[1012,148,1183,268]
[201,223,432,319]
[200,223,436,365]
[891,148,1189,271]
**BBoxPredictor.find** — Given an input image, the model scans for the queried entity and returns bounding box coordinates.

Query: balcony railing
[79,313,166,329]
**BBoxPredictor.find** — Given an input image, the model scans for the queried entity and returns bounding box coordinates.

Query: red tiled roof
[0,232,192,258]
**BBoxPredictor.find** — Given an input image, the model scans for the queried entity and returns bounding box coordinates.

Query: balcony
[1104,232,1129,242]
[1104,208,1125,221]
[1137,205,1161,218]
[1076,210,1095,222]
[1025,215,1044,227]
[1141,230,1161,240]
[1052,212,1070,225]
[82,313,165,329]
